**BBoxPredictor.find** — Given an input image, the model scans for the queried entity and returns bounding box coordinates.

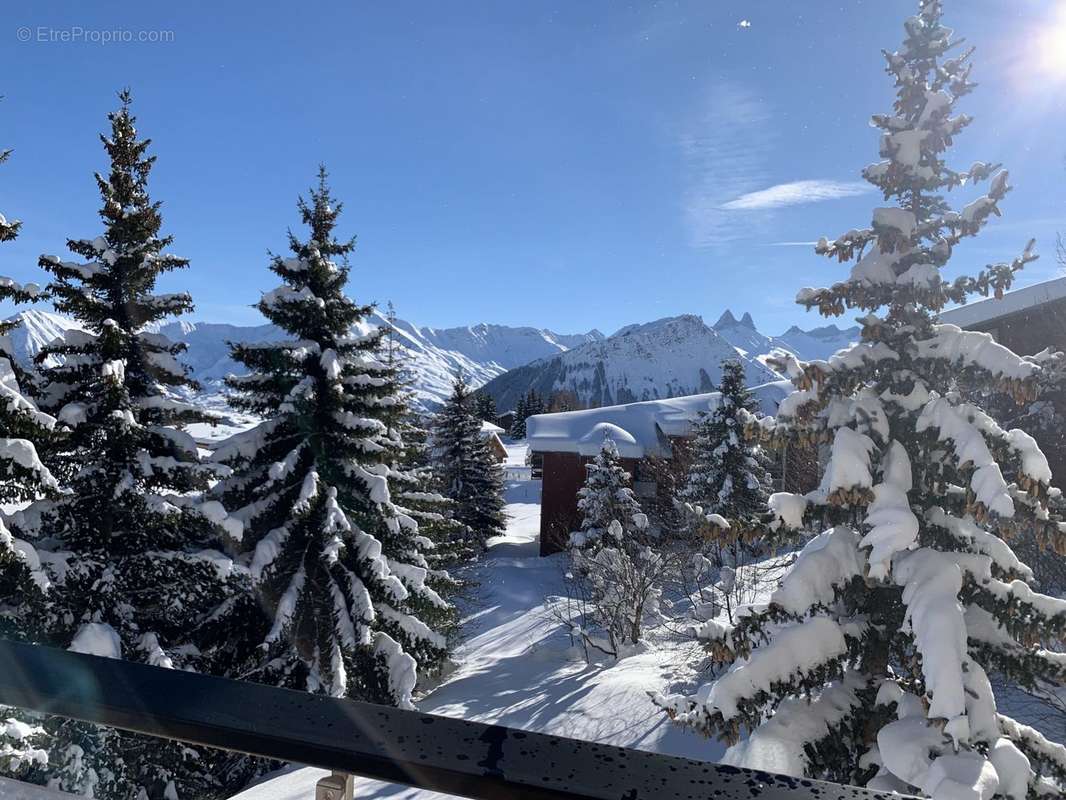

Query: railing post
[315,770,354,800]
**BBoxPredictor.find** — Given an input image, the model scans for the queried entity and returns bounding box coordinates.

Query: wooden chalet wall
[537,435,818,556]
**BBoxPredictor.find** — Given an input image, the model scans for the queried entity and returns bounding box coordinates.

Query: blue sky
[1,0,1064,336]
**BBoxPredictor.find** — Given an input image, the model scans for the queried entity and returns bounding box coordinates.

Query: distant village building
[526,382,797,555]
[495,411,516,435]
[480,420,508,463]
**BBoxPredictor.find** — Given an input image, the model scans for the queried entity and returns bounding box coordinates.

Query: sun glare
[1034,6,1066,81]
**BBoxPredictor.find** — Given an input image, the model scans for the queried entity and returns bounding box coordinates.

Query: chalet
[480,420,509,463]
[495,410,516,434]
[526,381,797,555]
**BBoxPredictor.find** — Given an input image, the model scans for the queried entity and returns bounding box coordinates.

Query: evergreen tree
[0,137,60,783]
[960,350,1066,594]
[676,359,777,621]
[566,437,666,652]
[432,374,506,550]
[658,5,1066,797]
[378,304,463,631]
[570,437,645,550]
[0,140,58,508]
[508,388,543,439]
[213,168,449,709]
[509,393,528,439]
[3,91,243,799]
[473,391,498,425]
[525,388,544,419]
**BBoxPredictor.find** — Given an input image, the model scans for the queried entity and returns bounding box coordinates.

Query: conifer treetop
[571,436,646,549]
[799,0,1036,322]
[679,359,772,542]
[216,170,447,704]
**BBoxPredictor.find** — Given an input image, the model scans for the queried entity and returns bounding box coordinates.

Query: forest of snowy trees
[1,2,1065,800]
[0,94,504,799]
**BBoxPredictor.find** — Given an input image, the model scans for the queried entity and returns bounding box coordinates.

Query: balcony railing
[0,639,908,800]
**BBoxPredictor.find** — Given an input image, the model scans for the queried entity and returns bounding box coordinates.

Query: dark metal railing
[0,640,902,800]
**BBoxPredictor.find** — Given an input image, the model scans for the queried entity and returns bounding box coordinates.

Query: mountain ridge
[1,309,602,411]
[479,312,860,411]
[2,309,858,412]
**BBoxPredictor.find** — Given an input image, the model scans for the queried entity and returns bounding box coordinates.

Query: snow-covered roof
[527,380,792,459]
[939,277,1066,329]
[577,422,642,458]
[480,420,505,435]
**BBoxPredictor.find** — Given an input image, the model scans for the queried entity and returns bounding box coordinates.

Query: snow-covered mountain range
[2,308,856,413]
[479,312,858,411]
[711,309,858,363]
[1,309,602,412]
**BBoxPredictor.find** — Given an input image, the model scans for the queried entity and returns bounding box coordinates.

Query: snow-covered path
[236,473,718,799]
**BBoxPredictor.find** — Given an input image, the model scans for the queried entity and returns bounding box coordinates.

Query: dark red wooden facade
[537,438,816,556]
[538,451,642,556]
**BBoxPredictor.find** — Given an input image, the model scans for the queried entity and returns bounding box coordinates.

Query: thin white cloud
[721,180,872,211]
[680,82,774,248]
[765,241,819,247]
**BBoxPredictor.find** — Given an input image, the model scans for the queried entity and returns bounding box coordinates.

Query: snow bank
[68,623,122,659]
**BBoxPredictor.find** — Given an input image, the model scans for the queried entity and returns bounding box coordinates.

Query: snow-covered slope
[712,310,778,359]
[414,323,603,371]
[712,309,859,364]
[2,309,598,412]
[1,309,86,366]
[151,320,284,383]
[479,315,781,412]
[153,314,601,411]
[773,323,859,362]
[232,475,716,800]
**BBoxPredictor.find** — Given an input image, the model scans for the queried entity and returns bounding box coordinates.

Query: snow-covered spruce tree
[566,437,668,655]
[213,168,449,706]
[473,391,498,426]
[376,304,463,633]
[0,139,61,783]
[432,374,506,551]
[676,359,779,623]
[525,388,545,421]
[959,351,1066,594]
[509,393,528,439]
[3,91,245,800]
[0,141,58,510]
[657,4,1066,797]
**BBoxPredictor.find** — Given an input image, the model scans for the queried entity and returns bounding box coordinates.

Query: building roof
[480,420,506,435]
[939,276,1066,330]
[526,380,792,459]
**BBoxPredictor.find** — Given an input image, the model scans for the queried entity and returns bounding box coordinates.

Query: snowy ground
[234,457,720,799]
